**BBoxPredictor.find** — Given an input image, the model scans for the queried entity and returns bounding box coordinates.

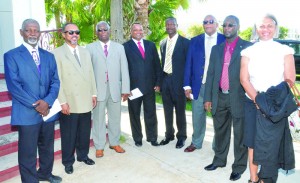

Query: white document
[43,99,62,121]
[129,88,143,100]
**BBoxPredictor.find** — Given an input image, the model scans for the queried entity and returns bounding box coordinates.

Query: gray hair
[21,19,40,31]
[203,15,218,23]
[96,21,110,31]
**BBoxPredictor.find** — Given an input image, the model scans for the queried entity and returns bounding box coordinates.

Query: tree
[186,24,204,38]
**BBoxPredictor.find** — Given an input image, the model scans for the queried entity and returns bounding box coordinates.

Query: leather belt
[219,87,229,94]
[164,72,172,76]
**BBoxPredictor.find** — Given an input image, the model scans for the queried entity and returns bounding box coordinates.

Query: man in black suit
[159,17,190,148]
[203,15,252,181]
[123,23,162,147]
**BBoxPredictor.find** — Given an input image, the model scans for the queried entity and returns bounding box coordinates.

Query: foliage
[279,26,289,39]
[186,24,204,38]
[45,0,190,47]
[239,27,252,41]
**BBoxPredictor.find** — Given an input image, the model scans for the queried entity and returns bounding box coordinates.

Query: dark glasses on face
[64,30,80,35]
[203,20,215,25]
[222,24,236,28]
[97,29,108,32]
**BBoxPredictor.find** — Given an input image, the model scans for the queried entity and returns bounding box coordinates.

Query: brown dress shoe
[109,145,125,153]
[96,149,104,158]
[184,143,197,152]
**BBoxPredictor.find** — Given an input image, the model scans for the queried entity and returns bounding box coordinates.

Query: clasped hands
[33,100,49,116]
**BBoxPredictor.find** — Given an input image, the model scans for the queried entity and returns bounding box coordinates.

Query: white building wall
[0,0,46,73]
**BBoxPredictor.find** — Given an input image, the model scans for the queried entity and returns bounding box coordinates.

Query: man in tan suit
[86,21,130,158]
[52,23,97,175]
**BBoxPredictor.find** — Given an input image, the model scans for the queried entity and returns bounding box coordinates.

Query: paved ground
[5,102,300,183]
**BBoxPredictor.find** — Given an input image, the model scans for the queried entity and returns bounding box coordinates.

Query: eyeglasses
[222,24,236,28]
[97,29,108,32]
[64,30,80,35]
[203,20,215,25]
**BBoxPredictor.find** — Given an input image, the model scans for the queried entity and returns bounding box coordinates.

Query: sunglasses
[222,24,236,28]
[203,20,215,25]
[97,29,108,32]
[64,30,80,35]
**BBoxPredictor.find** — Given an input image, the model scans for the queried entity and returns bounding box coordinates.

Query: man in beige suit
[52,23,97,175]
[86,21,130,158]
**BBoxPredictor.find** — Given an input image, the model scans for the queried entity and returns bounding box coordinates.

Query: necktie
[205,37,212,59]
[32,49,40,73]
[137,41,145,59]
[73,49,81,67]
[104,44,108,57]
[163,39,173,74]
[220,46,231,90]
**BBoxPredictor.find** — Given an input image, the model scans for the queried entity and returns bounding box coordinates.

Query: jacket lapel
[230,39,243,65]
[19,45,40,78]
[63,43,84,76]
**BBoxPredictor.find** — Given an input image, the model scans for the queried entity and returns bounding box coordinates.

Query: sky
[175,0,299,33]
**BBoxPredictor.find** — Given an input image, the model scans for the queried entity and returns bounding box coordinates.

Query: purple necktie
[220,46,231,90]
[137,41,145,59]
[32,49,40,73]
[104,44,108,57]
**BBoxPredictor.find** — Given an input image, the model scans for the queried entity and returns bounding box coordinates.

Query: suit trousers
[60,112,91,167]
[191,84,206,148]
[128,90,158,142]
[161,75,187,140]
[212,92,248,174]
[18,122,55,183]
[92,83,121,150]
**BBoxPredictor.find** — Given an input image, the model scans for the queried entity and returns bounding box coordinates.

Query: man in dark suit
[4,19,61,183]
[203,15,252,181]
[123,23,162,147]
[159,17,190,149]
[52,23,97,174]
[183,15,225,152]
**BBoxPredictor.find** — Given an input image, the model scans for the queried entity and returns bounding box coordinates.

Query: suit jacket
[4,44,60,125]
[160,35,190,95]
[204,38,253,117]
[52,43,97,113]
[86,41,130,102]
[183,33,225,100]
[123,39,162,95]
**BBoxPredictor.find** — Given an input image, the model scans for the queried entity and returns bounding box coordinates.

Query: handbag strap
[286,79,300,106]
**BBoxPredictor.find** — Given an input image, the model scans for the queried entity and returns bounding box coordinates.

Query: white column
[0,0,46,73]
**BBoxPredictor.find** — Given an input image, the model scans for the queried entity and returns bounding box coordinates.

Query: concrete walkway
[5,103,300,183]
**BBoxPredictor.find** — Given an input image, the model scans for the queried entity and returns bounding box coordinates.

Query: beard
[28,37,38,45]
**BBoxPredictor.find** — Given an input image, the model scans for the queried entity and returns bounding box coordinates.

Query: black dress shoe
[204,163,225,171]
[78,157,95,165]
[175,139,185,149]
[135,141,142,147]
[150,141,160,146]
[65,165,74,174]
[159,137,174,145]
[39,174,62,183]
[229,172,241,181]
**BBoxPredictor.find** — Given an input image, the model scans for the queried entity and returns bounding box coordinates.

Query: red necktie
[104,44,108,57]
[220,46,231,90]
[137,41,145,59]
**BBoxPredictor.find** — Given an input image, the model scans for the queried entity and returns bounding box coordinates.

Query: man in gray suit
[203,15,252,181]
[86,21,130,158]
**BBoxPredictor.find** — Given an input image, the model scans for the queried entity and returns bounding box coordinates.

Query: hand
[204,102,212,112]
[185,89,192,99]
[92,97,97,108]
[121,93,130,102]
[61,103,70,115]
[33,100,49,116]
[154,86,160,92]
